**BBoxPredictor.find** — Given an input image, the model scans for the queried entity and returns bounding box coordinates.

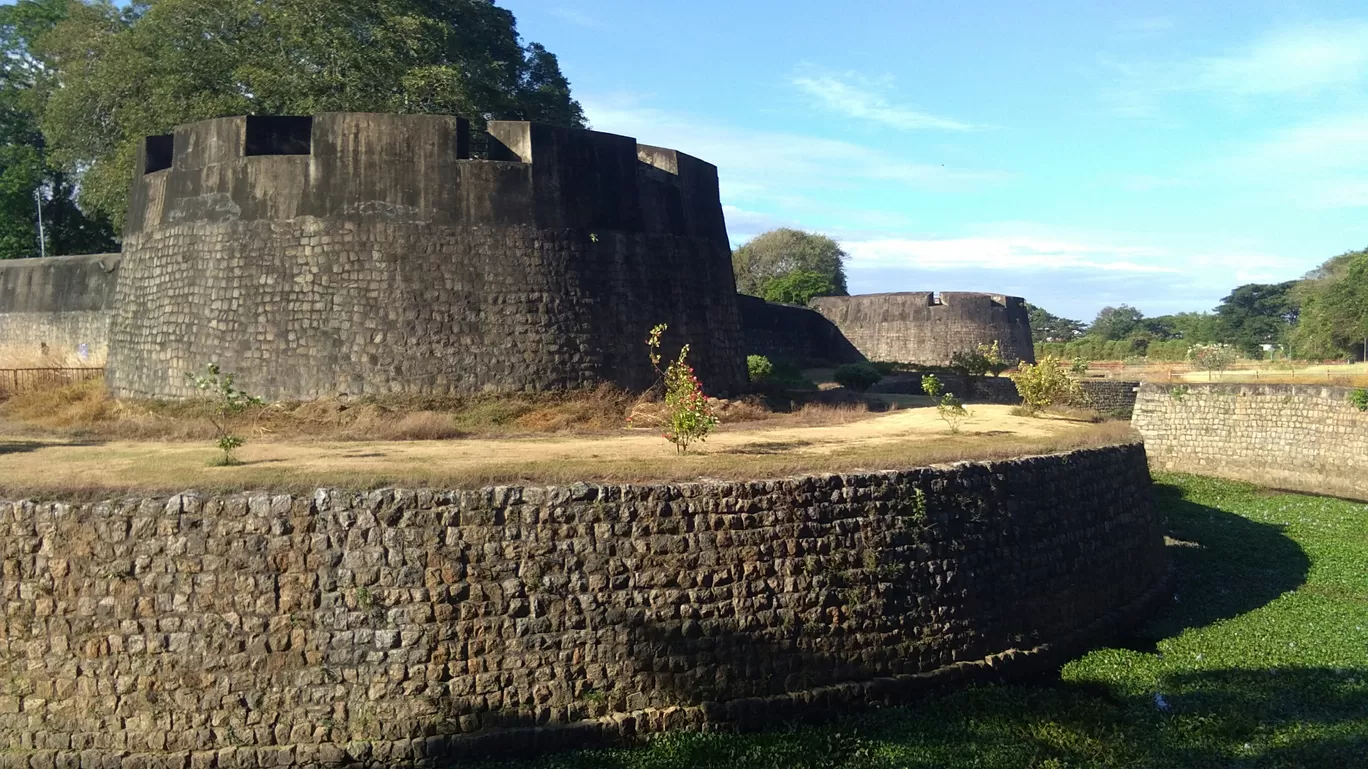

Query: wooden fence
[0,367,104,399]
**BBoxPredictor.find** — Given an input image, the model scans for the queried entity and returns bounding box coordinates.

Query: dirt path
[0,405,1113,495]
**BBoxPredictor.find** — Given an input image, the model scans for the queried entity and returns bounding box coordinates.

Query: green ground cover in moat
[469,475,1368,769]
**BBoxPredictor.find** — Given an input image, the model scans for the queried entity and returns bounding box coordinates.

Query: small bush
[869,361,901,375]
[187,363,264,465]
[746,355,774,382]
[833,363,883,392]
[1348,388,1368,411]
[1189,343,1238,381]
[921,374,970,433]
[1010,355,1084,416]
[641,323,718,454]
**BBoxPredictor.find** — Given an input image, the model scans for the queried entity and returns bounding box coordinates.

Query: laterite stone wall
[1134,382,1368,499]
[810,292,1034,367]
[0,254,121,366]
[108,113,745,401]
[0,445,1168,766]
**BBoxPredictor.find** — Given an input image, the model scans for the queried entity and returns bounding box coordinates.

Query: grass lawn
[468,474,1368,769]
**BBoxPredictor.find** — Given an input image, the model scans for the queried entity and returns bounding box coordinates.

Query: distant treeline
[1029,246,1368,363]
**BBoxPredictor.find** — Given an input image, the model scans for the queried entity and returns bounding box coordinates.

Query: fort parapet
[108,113,745,400]
[809,292,1034,367]
[0,253,121,366]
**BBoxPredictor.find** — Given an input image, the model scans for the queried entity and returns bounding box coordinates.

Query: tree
[0,0,116,258]
[1189,343,1238,381]
[732,228,848,298]
[1088,304,1144,341]
[1292,248,1368,360]
[1009,355,1084,416]
[760,269,837,305]
[35,0,585,232]
[1025,303,1086,343]
[1215,282,1299,356]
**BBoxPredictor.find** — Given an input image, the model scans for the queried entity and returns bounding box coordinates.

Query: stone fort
[0,112,1033,396]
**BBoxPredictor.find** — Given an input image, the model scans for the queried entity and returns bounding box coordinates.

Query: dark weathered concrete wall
[0,445,1169,765]
[736,294,864,364]
[1134,382,1368,499]
[109,113,745,400]
[0,254,122,365]
[810,292,1034,367]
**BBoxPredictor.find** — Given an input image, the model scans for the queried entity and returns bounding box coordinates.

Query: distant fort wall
[107,113,746,401]
[0,253,121,366]
[735,294,864,365]
[809,292,1034,367]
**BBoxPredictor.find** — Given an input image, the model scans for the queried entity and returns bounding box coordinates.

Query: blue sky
[508,1,1368,321]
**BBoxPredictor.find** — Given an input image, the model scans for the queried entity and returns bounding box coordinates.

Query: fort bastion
[106,112,747,400]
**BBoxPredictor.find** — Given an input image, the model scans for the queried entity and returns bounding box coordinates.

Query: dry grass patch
[0,380,887,444]
[0,407,1134,499]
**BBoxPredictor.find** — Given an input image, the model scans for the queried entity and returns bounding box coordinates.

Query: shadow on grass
[1119,482,1310,650]
[0,438,104,455]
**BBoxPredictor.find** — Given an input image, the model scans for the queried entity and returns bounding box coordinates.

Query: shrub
[949,341,1009,379]
[921,374,970,433]
[643,323,718,453]
[869,360,901,375]
[746,354,774,382]
[187,363,264,465]
[1010,355,1084,416]
[833,363,883,392]
[1189,343,1238,381]
[1348,388,1368,412]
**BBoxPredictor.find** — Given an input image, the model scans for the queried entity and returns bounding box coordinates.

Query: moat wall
[1133,383,1368,499]
[108,113,745,401]
[0,445,1168,766]
[810,292,1034,367]
[0,254,121,366]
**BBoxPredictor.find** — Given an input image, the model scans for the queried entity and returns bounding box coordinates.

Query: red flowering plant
[631,323,719,454]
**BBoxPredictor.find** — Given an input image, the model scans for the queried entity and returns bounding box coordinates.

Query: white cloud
[790,70,985,132]
[550,7,602,28]
[1217,113,1368,208]
[582,94,1008,212]
[1103,21,1368,115]
[839,234,1178,274]
[1193,23,1368,95]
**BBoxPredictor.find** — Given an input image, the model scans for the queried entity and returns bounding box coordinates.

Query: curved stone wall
[736,293,864,364]
[1134,382,1368,499]
[0,444,1168,765]
[108,113,745,401]
[0,253,121,365]
[809,292,1034,367]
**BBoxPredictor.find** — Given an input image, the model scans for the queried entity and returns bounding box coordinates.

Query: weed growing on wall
[1010,355,1085,415]
[921,374,971,433]
[1348,388,1368,411]
[187,363,263,465]
[1168,385,1189,402]
[644,324,718,454]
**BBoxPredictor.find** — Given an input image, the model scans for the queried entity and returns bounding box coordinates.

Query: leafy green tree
[1215,282,1299,356]
[34,0,585,232]
[760,269,837,305]
[1294,249,1368,360]
[1025,303,1086,343]
[1292,248,1368,360]
[0,0,116,258]
[732,228,849,298]
[1088,304,1144,341]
